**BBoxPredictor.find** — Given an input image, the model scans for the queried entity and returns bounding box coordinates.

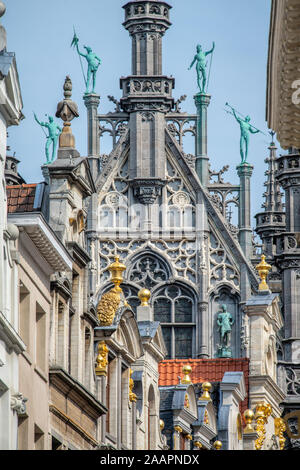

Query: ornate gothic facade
[1,0,299,451]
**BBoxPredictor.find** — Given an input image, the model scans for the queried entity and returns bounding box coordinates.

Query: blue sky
[5,0,275,224]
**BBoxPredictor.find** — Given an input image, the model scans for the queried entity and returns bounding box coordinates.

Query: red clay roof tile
[7,184,38,213]
[159,358,249,415]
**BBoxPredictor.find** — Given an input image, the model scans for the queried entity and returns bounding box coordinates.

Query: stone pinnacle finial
[56,75,79,149]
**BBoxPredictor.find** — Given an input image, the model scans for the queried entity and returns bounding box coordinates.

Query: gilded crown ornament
[95,341,109,377]
[181,365,192,385]
[199,382,212,401]
[138,288,151,307]
[97,256,126,326]
[256,255,272,291]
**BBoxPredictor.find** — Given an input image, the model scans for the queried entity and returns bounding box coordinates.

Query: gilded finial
[181,365,192,385]
[95,341,109,377]
[256,255,272,291]
[213,441,222,450]
[199,382,212,401]
[160,419,165,431]
[138,288,151,307]
[129,369,137,403]
[243,409,255,434]
[109,256,126,292]
[96,256,127,326]
[186,434,193,441]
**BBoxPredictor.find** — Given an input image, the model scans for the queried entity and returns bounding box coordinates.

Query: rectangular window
[19,284,30,354]
[36,303,46,372]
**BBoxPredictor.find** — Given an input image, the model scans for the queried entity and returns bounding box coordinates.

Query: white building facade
[0,1,25,450]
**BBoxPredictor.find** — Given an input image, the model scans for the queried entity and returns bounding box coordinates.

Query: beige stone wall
[49,385,97,450]
[18,234,51,450]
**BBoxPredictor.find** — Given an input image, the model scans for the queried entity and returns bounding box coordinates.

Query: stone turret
[120,0,174,204]
[255,138,285,257]
[275,147,300,362]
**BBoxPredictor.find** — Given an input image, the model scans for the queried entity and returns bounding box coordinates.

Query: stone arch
[126,249,173,289]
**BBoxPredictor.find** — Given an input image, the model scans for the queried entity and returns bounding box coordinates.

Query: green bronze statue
[34,113,62,164]
[216,304,234,358]
[225,103,263,164]
[71,30,101,95]
[188,42,215,93]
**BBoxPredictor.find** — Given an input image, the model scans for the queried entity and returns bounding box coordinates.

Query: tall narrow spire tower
[121,1,174,203]
[255,139,285,257]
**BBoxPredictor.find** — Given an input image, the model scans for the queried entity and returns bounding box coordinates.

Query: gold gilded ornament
[182,365,192,385]
[95,341,109,377]
[160,419,165,431]
[213,441,222,450]
[255,403,272,450]
[184,394,190,409]
[199,382,212,401]
[194,441,203,449]
[256,255,272,291]
[275,417,286,451]
[97,256,126,326]
[97,288,121,326]
[243,409,255,434]
[129,369,137,403]
[138,288,151,306]
[204,409,209,425]
[174,426,183,434]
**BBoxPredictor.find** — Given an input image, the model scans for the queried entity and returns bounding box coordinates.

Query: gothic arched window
[154,285,195,359]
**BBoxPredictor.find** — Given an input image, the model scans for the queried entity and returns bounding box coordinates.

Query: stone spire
[120,1,174,206]
[122,0,172,76]
[255,138,285,257]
